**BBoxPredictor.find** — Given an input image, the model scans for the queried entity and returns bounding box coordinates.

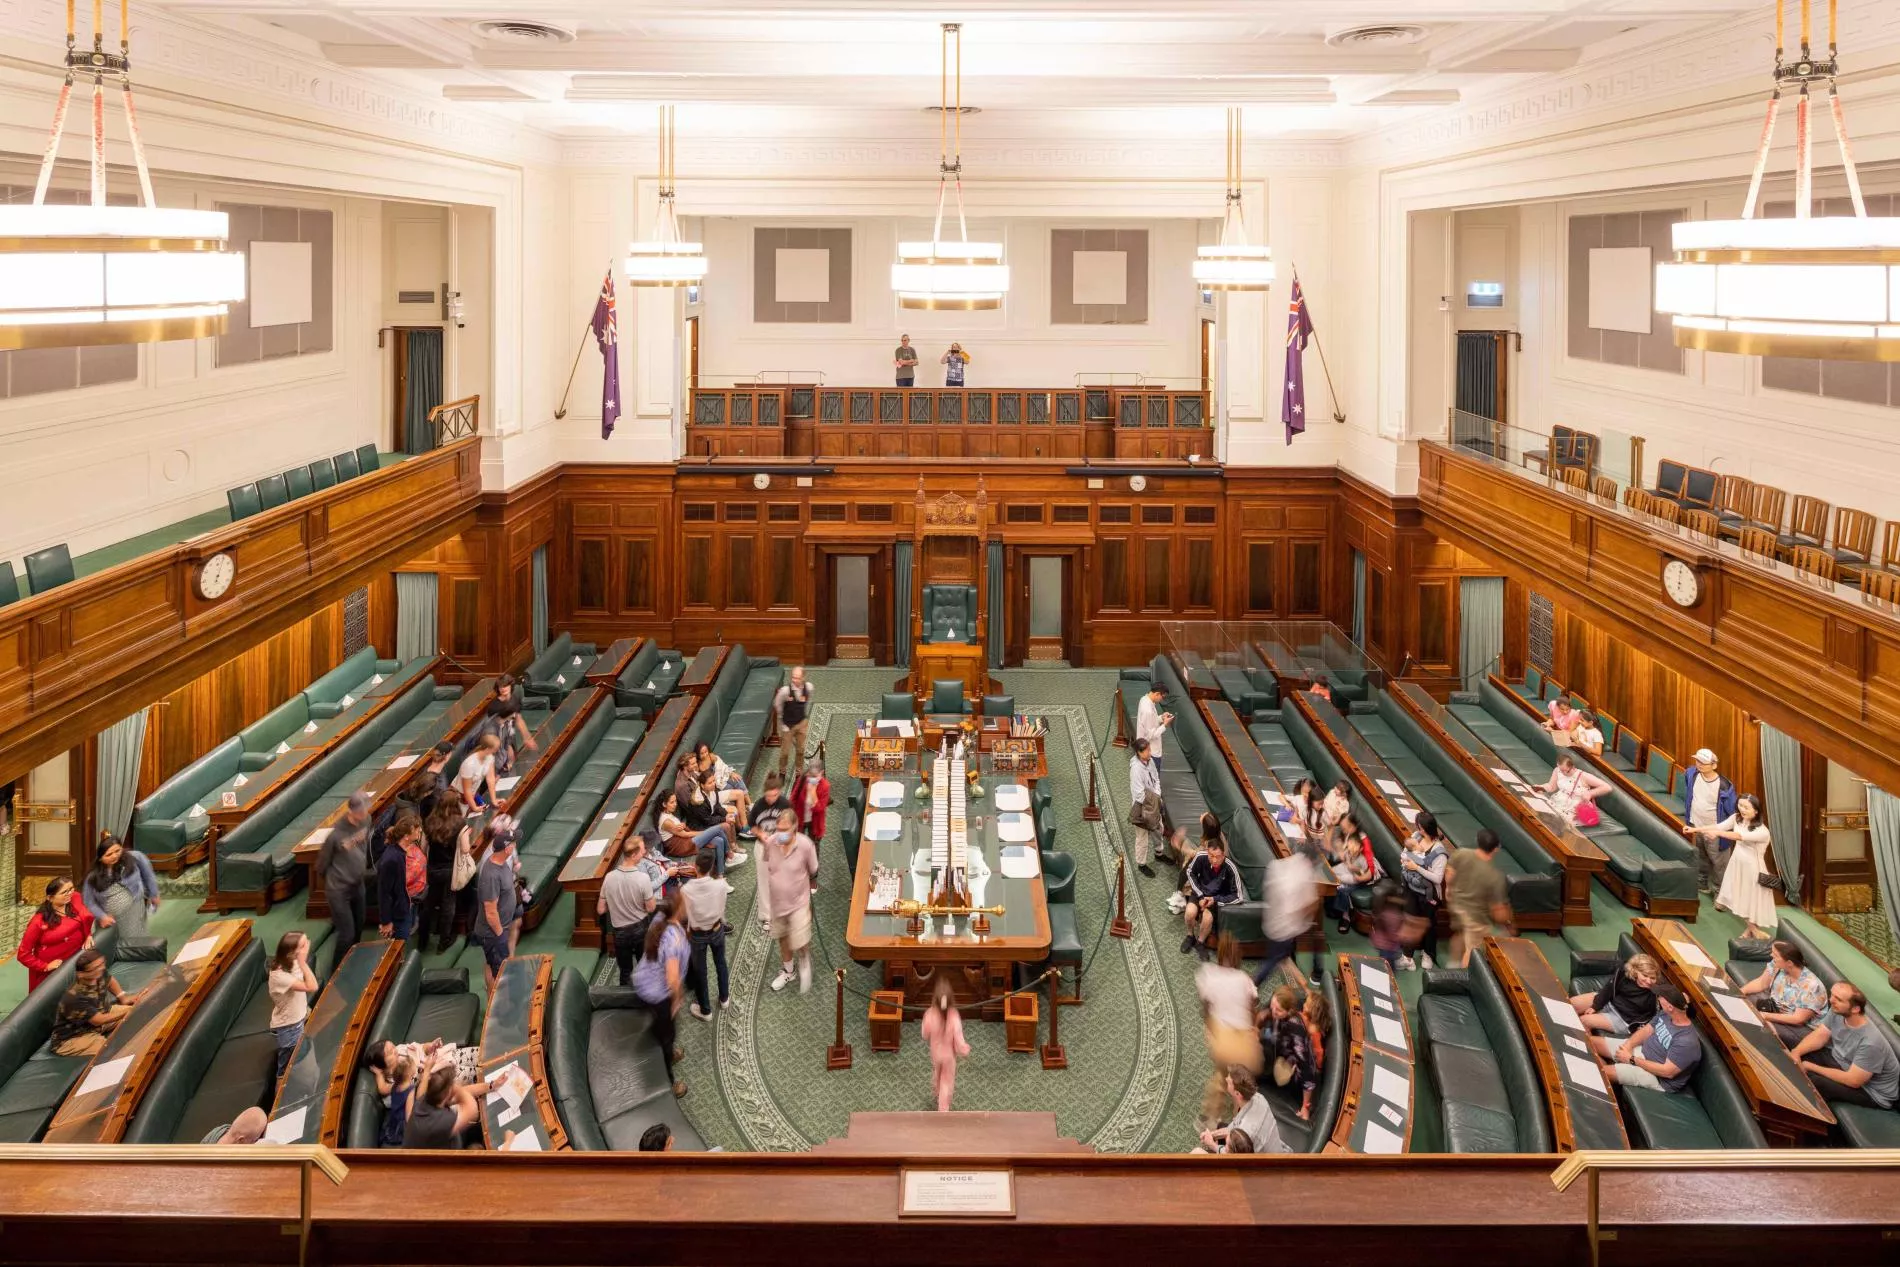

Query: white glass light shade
[1192,243,1275,290]
[624,241,708,286]
[1673,216,1900,253]
[1656,233,1900,361]
[892,242,1009,310]
[0,204,231,241]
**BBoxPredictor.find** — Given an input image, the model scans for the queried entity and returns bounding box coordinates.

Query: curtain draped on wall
[1759,723,1805,904]
[1459,577,1505,691]
[1351,550,1367,647]
[892,542,913,668]
[402,328,445,455]
[1868,787,1900,950]
[395,572,439,663]
[94,708,149,842]
[987,539,1005,670]
[531,546,549,657]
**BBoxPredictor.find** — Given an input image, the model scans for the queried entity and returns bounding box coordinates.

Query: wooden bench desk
[1328,953,1416,1155]
[478,954,568,1154]
[677,645,729,697]
[267,939,404,1146]
[1484,936,1629,1153]
[583,637,645,689]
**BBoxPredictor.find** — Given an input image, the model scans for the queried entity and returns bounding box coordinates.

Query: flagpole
[553,261,612,421]
[1292,265,1347,425]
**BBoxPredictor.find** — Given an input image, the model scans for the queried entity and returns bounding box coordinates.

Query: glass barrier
[1159,620,1388,690]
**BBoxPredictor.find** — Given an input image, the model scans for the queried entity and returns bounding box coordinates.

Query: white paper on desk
[371,674,384,687]
[1526,795,1554,813]
[617,774,645,792]
[1372,994,1395,1013]
[1263,789,1285,807]
[1369,1015,1406,1049]
[1378,1103,1403,1128]
[76,1054,134,1097]
[232,773,249,788]
[276,741,291,755]
[303,722,319,735]
[1362,1120,1404,1154]
[264,1107,307,1143]
[1358,963,1392,996]
[572,655,584,666]
[496,1102,521,1128]
[555,674,566,686]
[489,1062,529,1109]
[1564,1052,1608,1093]
[647,680,657,690]
[1716,992,1765,1028]
[340,694,354,708]
[175,936,218,965]
[1670,938,1715,969]
[504,1126,542,1152]
[1376,779,1403,795]
[1401,807,1420,824]
[1281,820,1305,840]
[577,838,609,859]
[494,775,520,792]
[302,829,330,848]
[1564,1034,1589,1054]
[1541,996,1586,1032]
[387,754,419,771]
[1489,766,1517,783]
[602,812,620,821]
[1370,1064,1409,1107]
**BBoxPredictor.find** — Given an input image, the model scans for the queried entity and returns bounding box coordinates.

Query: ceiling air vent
[1324,24,1428,48]
[472,19,577,45]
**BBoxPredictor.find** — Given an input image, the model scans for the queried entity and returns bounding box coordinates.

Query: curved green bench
[1416,954,1553,1153]
[546,967,702,1151]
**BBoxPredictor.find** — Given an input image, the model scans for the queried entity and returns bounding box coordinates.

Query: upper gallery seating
[226,445,383,520]
[0,928,168,1143]
[524,632,600,705]
[210,670,460,907]
[599,639,686,717]
[1415,954,1553,1154]
[129,647,421,872]
[547,967,703,1151]
[509,691,646,929]
[122,937,283,1143]
[1570,936,1768,1150]
[344,953,482,1147]
[1725,930,1900,1147]
[1458,681,1699,915]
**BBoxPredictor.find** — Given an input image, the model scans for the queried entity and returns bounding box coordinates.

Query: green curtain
[402,328,445,455]
[1459,576,1505,692]
[1351,550,1367,647]
[95,707,149,841]
[532,546,549,657]
[395,572,438,662]
[1759,723,1805,904]
[1869,787,1900,951]
[892,542,913,668]
[987,538,1005,669]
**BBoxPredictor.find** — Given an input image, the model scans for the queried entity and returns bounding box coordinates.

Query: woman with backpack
[1397,811,1450,970]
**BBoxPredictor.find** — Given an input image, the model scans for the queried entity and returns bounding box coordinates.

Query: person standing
[82,833,160,939]
[473,827,522,997]
[1445,828,1512,967]
[632,895,691,1099]
[16,877,94,993]
[1128,737,1164,878]
[1702,793,1777,938]
[681,850,731,1019]
[1397,812,1450,970]
[600,838,657,988]
[921,978,970,1112]
[1196,933,1261,1121]
[894,334,919,386]
[940,342,971,387]
[762,808,820,994]
[377,811,426,941]
[317,792,373,963]
[267,931,319,1079]
[1136,685,1173,773]
[1682,747,1738,893]
[773,667,814,782]
[1253,844,1319,986]
[790,758,830,850]
[484,674,536,776]
[420,798,473,954]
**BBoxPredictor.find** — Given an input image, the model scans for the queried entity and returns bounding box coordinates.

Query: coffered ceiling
[137,1,1764,141]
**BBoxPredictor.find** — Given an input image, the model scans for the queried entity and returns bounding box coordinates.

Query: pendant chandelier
[0,0,245,350]
[1655,0,1900,361]
[624,104,707,287]
[1192,108,1274,291]
[891,23,1009,311]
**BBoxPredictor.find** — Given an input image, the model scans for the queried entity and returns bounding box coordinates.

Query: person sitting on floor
[1592,982,1702,1093]
[1181,839,1242,960]
[49,949,138,1056]
[1791,983,1900,1110]
[1569,952,1661,1039]
[1739,940,1827,1047]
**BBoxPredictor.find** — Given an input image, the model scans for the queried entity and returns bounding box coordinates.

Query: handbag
[1128,791,1161,833]
[1574,800,1601,828]
[449,828,478,892]
[1757,871,1784,891]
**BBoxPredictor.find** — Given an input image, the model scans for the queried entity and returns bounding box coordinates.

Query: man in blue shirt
[1594,981,1702,1093]
[1180,839,1241,960]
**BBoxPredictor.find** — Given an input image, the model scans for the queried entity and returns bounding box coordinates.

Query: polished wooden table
[1328,953,1416,1155]
[1632,916,1835,1145]
[268,938,403,1146]
[844,770,1051,1021]
[478,954,569,1153]
[583,636,645,688]
[1484,936,1629,1153]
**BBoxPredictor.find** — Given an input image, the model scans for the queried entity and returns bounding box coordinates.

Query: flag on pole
[590,269,620,439]
[1282,277,1315,446]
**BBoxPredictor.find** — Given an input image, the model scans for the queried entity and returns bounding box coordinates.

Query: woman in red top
[16,877,95,992]
[789,759,831,850]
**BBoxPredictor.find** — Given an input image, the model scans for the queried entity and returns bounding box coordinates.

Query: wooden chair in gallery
[1789,546,1838,582]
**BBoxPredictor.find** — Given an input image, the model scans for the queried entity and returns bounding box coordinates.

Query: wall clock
[196,551,237,600]
[752,472,772,491]
[1127,474,1148,493]
[1661,557,1701,608]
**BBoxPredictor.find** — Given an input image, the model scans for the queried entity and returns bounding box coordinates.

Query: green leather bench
[524,632,600,705]
[713,648,782,775]
[124,939,280,1143]
[214,675,456,900]
[512,701,647,926]
[344,954,482,1147]
[304,647,397,720]
[1267,967,1348,1152]
[609,641,687,717]
[546,968,704,1151]
[267,939,403,1145]
[1416,955,1554,1153]
[1466,681,1698,910]
[1725,929,1900,1147]
[1571,938,1768,1150]
[0,929,167,1143]
[1210,663,1276,720]
[1496,675,1675,802]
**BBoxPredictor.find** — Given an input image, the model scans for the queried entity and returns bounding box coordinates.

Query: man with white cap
[317,791,375,961]
[1681,748,1739,893]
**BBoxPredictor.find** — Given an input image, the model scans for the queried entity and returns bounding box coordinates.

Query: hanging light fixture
[0,0,245,350]
[1192,107,1274,291]
[624,104,707,287]
[1655,0,1900,361]
[892,23,1008,311]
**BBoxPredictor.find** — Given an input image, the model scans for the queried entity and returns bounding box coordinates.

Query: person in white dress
[1701,793,1776,938]
[1537,754,1613,828]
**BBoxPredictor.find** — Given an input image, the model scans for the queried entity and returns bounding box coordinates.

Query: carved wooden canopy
[913,476,989,540]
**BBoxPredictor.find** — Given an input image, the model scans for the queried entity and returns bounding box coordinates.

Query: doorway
[1008,551,1074,665]
[814,549,890,663]
[391,325,445,453]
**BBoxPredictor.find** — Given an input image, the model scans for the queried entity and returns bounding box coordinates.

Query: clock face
[1661,558,1700,608]
[1128,474,1149,493]
[197,552,236,600]
[752,472,771,490]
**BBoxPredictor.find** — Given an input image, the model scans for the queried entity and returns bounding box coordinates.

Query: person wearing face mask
[761,808,820,994]
[790,759,831,854]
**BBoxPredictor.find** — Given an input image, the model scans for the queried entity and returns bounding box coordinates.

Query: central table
[844,768,1051,1021]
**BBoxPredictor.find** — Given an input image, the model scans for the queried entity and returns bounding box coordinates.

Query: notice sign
[899,1168,1015,1218]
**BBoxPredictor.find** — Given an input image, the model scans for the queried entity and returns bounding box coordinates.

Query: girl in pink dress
[921,979,971,1112]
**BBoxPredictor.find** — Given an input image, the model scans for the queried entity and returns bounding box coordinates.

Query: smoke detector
[1325,24,1428,48]
[472,19,576,45]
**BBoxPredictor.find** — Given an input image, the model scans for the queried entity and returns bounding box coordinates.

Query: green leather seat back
[355,443,378,474]
[227,484,263,521]
[122,941,268,1144]
[256,474,288,510]
[23,544,73,594]
[238,696,311,767]
[0,561,16,608]
[919,584,977,643]
[132,736,243,853]
[981,694,1014,719]
[305,646,379,707]
[333,450,361,481]
[1469,953,1551,1152]
[308,456,337,490]
[1152,655,1267,894]
[283,466,314,500]
[547,968,608,1150]
[880,693,914,722]
[930,679,967,715]
[1041,850,1076,904]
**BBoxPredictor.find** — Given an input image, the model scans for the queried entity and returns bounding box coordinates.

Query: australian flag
[591,269,620,439]
[1282,277,1314,446]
